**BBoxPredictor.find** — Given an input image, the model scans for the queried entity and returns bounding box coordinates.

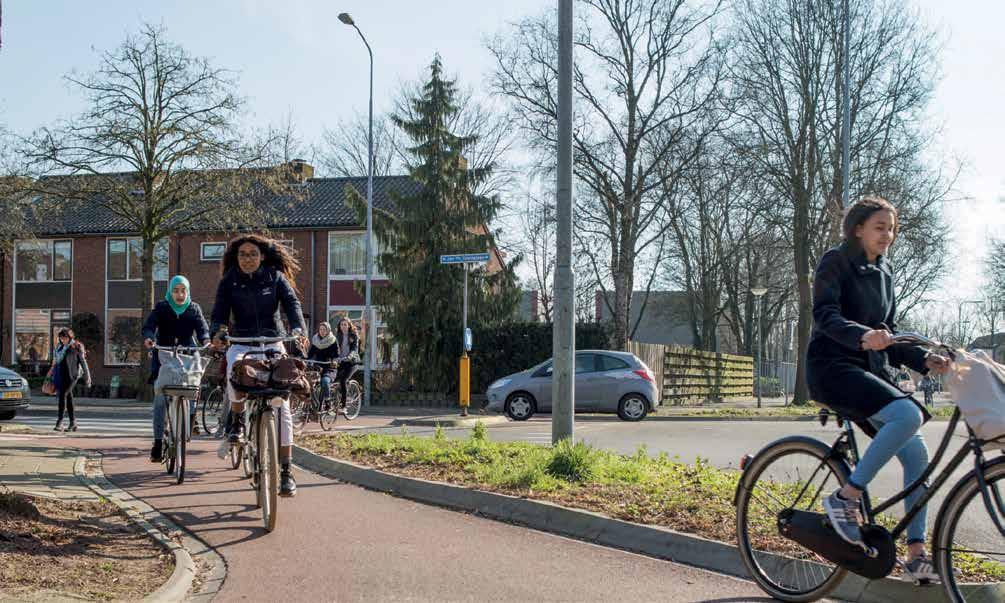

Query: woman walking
[52,329,91,432]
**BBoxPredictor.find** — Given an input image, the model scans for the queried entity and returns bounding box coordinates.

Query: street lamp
[339,12,377,407]
[958,300,983,349]
[751,287,768,408]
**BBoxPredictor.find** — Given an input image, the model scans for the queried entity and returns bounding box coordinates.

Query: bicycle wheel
[292,395,310,436]
[343,381,362,420]
[175,402,187,484]
[201,387,225,436]
[735,436,850,602]
[229,441,242,470]
[258,407,279,532]
[164,402,176,475]
[320,400,338,431]
[933,458,1005,602]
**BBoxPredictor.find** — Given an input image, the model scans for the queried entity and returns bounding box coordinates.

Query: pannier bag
[230,358,273,393]
[946,349,1005,447]
[154,350,209,396]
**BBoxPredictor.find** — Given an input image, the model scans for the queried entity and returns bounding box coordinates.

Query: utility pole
[840,0,851,210]
[552,0,575,444]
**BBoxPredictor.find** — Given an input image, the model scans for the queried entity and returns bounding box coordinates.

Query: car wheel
[617,394,649,421]
[505,392,536,421]
[0,410,15,421]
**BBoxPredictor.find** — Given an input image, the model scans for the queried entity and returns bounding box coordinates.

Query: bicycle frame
[825,407,1005,541]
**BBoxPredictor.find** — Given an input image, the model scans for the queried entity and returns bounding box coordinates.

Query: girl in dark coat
[142,275,211,461]
[52,328,91,432]
[333,316,360,408]
[307,322,340,405]
[808,196,950,582]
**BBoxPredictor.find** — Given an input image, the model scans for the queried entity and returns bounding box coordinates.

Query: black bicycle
[735,333,1005,602]
[225,334,299,533]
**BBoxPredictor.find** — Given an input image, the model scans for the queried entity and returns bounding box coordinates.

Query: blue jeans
[320,374,333,404]
[152,394,197,441]
[848,397,930,544]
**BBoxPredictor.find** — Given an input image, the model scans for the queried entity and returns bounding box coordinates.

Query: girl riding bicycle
[332,315,360,410]
[808,196,951,582]
[307,322,339,406]
[210,234,306,498]
[142,275,210,462]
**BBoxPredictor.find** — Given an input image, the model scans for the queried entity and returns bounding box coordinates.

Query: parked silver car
[485,350,660,421]
[0,367,31,421]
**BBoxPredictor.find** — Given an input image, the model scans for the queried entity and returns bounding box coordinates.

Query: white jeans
[226,343,293,447]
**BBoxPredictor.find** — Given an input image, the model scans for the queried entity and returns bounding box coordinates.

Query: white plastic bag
[154,350,208,395]
[946,349,1005,446]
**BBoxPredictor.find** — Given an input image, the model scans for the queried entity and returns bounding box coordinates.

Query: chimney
[287,159,315,183]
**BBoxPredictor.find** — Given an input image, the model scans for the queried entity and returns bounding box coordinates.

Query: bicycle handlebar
[225,335,301,344]
[152,343,212,354]
[889,332,943,347]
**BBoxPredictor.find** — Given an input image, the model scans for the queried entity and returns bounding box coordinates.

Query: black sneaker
[279,467,297,498]
[191,416,200,436]
[823,489,865,547]
[227,416,245,443]
[150,440,163,463]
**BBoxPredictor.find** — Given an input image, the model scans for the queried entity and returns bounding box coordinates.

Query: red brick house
[1,162,507,386]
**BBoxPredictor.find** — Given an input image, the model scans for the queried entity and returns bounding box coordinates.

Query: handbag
[41,368,56,396]
[946,349,1005,448]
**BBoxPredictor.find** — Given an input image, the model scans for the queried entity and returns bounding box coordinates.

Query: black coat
[142,301,211,384]
[209,266,306,338]
[307,341,340,375]
[56,341,91,392]
[806,242,931,428]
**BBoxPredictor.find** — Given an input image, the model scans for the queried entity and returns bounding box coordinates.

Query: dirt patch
[0,490,174,601]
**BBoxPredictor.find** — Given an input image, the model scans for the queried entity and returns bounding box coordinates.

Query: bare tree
[729,0,947,403]
[22,25,293,390]
[489,0,726,350]
[517,192,557,322]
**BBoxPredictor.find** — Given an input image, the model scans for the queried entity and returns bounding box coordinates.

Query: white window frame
[327,231,384,280]
[326,305,398,369]
[200,242,227,262]
[13,308,52,363]
[14,239,73,283]
[106,237,169,282]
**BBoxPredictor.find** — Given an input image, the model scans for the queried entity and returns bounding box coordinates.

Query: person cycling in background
[210,234,306,498]
[307,322,339,408]
[143,275,210,462]
[807,196,951,583]
[332,316,360,410]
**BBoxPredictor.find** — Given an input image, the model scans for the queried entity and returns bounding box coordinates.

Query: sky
[0,0,1002,299]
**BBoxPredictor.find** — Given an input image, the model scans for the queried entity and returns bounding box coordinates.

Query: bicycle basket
[202,355,227,386]
[947,349,1005,448]
[154,350,208,396]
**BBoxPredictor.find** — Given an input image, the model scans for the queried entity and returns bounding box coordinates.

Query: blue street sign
[440,252,490,264]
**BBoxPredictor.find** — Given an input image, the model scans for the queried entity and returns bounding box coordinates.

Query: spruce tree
[356,56,521,391]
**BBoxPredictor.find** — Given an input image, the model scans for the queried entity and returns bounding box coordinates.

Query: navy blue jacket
[209,266,306,338]
[806,242,931,427]
[142,301,210,384]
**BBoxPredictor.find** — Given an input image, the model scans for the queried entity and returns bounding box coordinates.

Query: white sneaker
[216,438,230,460]
[901,554,940,584]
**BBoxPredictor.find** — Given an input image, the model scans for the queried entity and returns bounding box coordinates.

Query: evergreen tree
[352,56,521,391]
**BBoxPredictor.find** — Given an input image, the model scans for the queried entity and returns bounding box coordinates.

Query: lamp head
[338,13,355,25]
[751,287,768,297]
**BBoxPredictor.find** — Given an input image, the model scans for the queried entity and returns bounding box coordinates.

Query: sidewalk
[0,438,96,501]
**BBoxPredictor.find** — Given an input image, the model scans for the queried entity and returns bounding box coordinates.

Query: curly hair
[842,196,899,243]
[333,313,360,339]
[221,234,301,294]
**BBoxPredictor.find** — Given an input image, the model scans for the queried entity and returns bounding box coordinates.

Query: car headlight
[489,378,512,389]
[21,378,29,389]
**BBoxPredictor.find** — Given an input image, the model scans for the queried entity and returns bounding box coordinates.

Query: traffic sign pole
[440,253,487,417]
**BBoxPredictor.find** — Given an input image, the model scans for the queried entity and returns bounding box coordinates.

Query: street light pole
[840,0,851,210]
[552,0,575,444]
[339,12,376,407]
[751,287,768,408]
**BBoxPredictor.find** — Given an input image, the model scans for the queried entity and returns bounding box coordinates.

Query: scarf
[53,342,70,365]
[166,275,192,317]
[312,322,337,349]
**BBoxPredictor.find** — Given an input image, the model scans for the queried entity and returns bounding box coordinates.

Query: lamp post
[751,287,768,408]
[339,12,376,407]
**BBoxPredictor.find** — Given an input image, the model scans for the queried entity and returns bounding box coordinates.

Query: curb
[73,452,228,602]
[292,445,964,603]
[390,415,511,428]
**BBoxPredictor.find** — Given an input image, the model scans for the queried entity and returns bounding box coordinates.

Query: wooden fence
[627,341,754,405]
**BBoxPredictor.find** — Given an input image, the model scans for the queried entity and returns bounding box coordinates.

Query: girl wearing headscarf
[307,322,340,406]
[142,275,210,462]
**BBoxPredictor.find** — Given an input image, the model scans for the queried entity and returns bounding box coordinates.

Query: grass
[298,422,1005,583]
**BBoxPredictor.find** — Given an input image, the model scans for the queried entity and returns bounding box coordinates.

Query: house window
[105,309,144,365]
[15,240,73,282]
[328,232,380,278]
[107,238,168,281]
[201,242,226,262]
[326,306,397,367]
[14,309,51,362]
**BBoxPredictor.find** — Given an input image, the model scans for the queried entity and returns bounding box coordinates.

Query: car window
[575,353,597,374]
[597,354,630,372]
